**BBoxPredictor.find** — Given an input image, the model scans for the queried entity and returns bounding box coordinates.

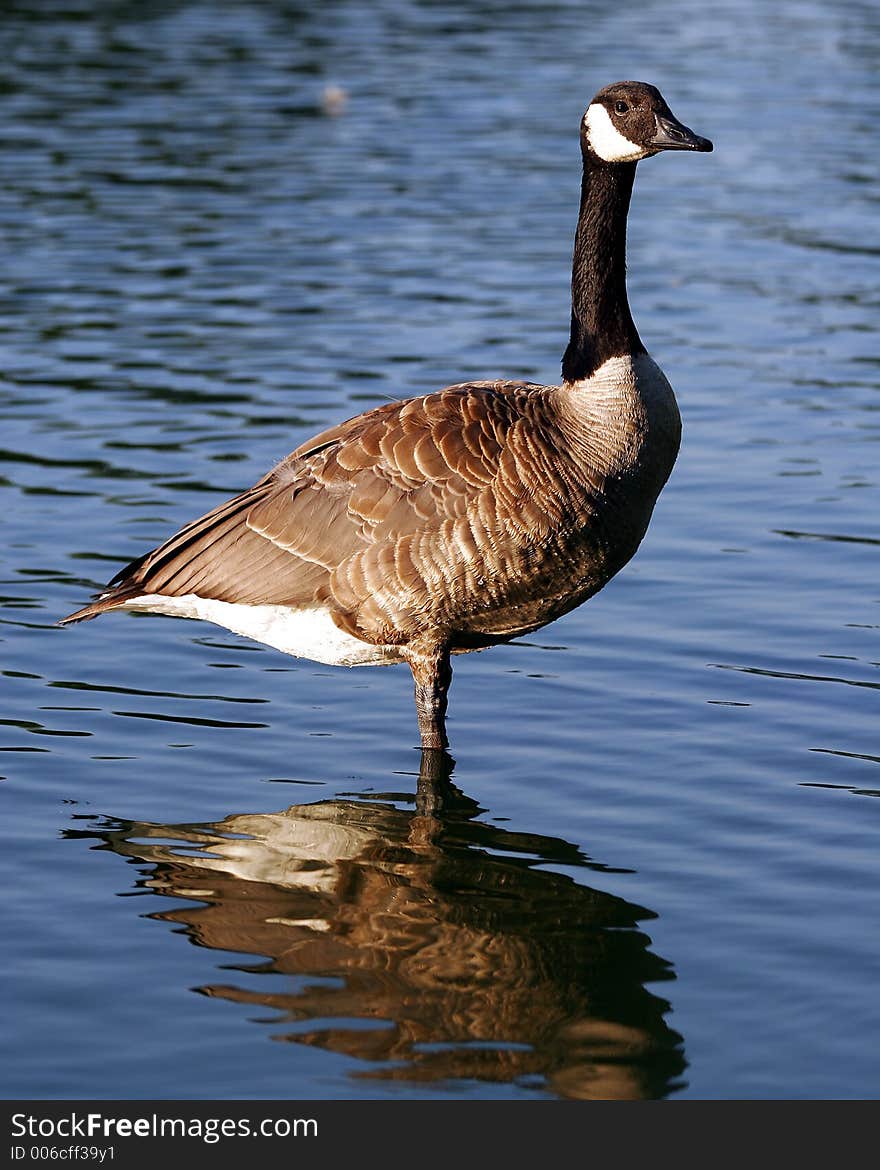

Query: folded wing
[61,380,569,646]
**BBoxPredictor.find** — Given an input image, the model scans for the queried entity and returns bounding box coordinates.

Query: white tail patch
[584,103,648,163]
[119,593,404,667]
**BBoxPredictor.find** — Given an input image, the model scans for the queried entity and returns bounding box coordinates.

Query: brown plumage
[60,82,712,752]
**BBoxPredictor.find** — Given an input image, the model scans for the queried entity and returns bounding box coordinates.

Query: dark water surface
[3,0,880,1099]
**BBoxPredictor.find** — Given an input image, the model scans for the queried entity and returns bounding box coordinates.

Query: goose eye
[614,100,629,115]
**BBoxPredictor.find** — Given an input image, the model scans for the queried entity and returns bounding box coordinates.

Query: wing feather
[67,380,576,646]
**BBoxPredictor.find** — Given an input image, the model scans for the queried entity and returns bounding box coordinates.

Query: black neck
[561,158,644,384]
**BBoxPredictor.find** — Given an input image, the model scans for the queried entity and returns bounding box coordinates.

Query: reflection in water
[68,758,688,1095]
[66,762,686,1099]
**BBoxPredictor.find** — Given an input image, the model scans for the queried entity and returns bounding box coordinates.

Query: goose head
[582,81,713,164]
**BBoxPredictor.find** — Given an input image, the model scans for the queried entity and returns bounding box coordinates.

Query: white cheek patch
[584,103,648,163]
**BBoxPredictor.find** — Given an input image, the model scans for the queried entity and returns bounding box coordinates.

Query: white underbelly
[119,593,403,667]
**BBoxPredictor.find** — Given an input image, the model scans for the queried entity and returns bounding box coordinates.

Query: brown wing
[61,380,571,645]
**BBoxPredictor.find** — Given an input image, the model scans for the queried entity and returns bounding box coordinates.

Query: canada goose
[60,82,712,752]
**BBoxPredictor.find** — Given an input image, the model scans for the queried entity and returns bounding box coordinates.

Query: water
[2,0,879,1100]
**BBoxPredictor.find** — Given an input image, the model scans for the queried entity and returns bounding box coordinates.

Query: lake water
[3,0,879,1101]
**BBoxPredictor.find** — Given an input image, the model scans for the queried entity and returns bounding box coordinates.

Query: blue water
[3,0,880,1100]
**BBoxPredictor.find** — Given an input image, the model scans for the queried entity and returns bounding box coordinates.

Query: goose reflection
[67,759,686,1099]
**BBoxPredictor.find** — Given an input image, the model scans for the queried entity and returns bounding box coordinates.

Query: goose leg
[406,644,452,751]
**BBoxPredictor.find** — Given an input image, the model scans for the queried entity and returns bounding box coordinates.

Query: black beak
[650,112,713,153]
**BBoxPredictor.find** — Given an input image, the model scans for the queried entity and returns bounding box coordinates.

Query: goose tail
[58,586,143,626]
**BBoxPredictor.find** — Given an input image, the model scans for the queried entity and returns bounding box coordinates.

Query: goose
[60,82,712,752]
